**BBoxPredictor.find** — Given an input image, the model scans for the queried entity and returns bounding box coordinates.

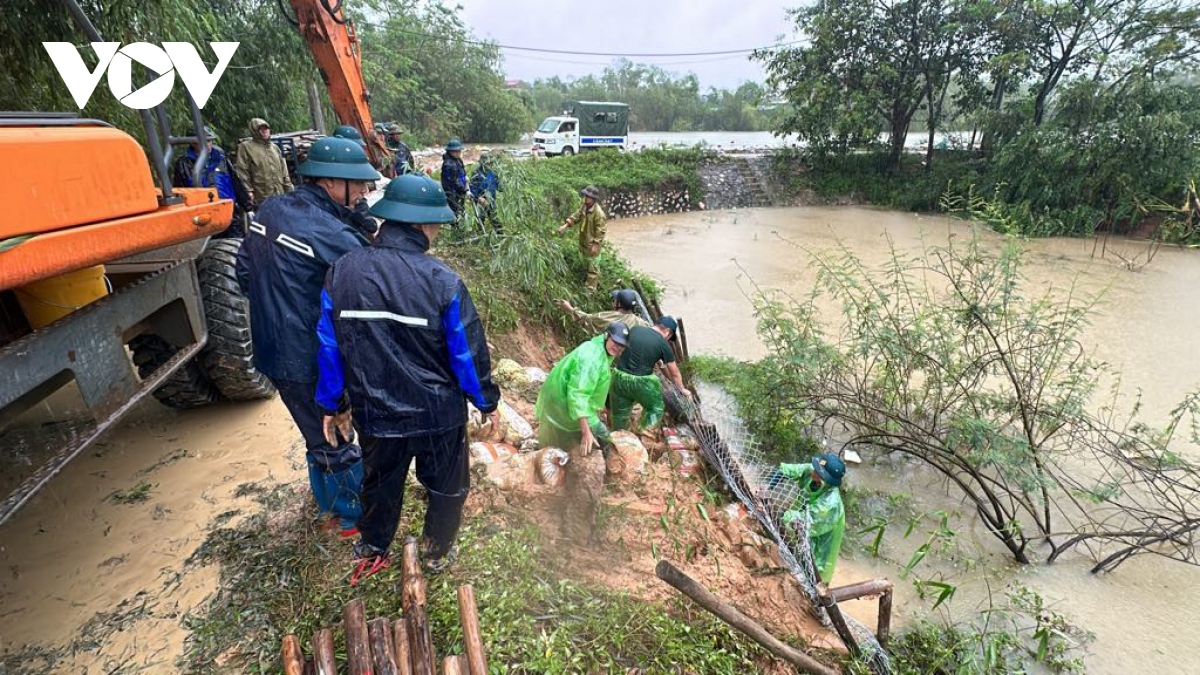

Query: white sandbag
[662,427,701,477]
[524,367,547,384]
[607,431,649,479]
[536,447,570,488]
[499,399,534,444]
[483,451,537,490]
[469,441,516,465]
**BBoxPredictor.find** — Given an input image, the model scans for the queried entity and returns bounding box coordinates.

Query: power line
[500,52,754,68]
[359,21,800,58]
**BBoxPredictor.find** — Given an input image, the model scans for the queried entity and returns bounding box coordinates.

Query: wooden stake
[655,560,837,675]
[393,619,413,675]
[344,598,373,675]
[457,585,488,675]
[369,616,400,675]
[403,538,436,675]
[817,585,861,659]
[282,635,304,675]
[312,628,337,675]
[877,586,893,648]
[442,655,468,675]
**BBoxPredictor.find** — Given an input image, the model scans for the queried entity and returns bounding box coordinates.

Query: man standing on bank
[558,185,606,288]
[236,136,379,540]
[316,173,501,584]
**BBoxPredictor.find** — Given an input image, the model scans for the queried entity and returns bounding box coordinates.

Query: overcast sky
[453,0,797,90]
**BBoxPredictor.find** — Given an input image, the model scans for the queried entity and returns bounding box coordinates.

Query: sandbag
[483,451,537,490]
[606,430,648,479]
[663,427,701,477]
[499,399,534,445]
[536,447,570,488]
[492,358,530,390]
[469,441,516,465]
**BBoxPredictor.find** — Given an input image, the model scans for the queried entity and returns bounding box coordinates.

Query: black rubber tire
[130,335,221,409]
[561,146,575,156]
[197,239,276,401]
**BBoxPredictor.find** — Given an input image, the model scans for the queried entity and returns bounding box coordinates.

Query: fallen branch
[655,560,837,675]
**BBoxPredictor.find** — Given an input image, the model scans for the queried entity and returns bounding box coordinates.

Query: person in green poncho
[778,452,847,584]
[535,322,629,454]
[536,323,629,541]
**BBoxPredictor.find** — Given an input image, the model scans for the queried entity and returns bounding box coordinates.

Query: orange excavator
[0,0,387,523]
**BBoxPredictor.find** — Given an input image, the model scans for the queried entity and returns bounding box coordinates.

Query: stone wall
[604,187,695,219]
[603,154,796,220]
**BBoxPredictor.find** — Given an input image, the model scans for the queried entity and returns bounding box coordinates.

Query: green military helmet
[296,136,381,181]
[369,173,455,224]
[445,138,464,152]
[332,124,366,147]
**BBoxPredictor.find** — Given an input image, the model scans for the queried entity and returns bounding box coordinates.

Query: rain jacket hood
[249,117,270,141]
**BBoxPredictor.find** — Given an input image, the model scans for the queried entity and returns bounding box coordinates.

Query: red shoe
[350,543,391,586]
[339,526,359,539]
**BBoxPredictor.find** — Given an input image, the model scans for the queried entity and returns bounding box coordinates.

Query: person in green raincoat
[536,323,629,541]
[535,322,629,453]
[778,452,847,584]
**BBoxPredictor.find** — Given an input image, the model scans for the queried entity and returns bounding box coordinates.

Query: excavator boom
[289,0,389,166]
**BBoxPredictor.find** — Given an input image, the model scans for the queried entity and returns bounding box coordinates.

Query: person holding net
[775,452,847,584]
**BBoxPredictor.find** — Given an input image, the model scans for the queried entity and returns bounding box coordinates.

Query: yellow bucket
[15,265,109,328]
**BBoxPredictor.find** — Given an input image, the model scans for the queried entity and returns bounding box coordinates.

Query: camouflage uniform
[234,117,293,206]
[564,201,607,287]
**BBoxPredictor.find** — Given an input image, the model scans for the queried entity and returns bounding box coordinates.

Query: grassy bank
[438,149,707,341]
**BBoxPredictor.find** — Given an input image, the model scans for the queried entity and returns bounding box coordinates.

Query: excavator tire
[130,334,221,409]
[197,239,276,401]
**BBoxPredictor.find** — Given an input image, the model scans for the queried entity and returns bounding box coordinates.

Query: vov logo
[42,42,239,110]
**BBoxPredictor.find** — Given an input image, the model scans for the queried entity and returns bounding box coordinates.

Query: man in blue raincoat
[236,137,380,540]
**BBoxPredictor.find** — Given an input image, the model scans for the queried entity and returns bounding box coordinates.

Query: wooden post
[282,635,304,675]
[677,317,691,364]
[877,586,893,648]
[457,585,488,675]
[312,628,337,675]
[830,577,894,648]
[369,616,400,675]
[403,538,436,675]
[655,560,837,675]
[393,619,413,675]
[443,655,468,675]
[344,598,373,675]
[817,585,861,659]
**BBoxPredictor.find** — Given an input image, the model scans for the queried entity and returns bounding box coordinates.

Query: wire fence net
[661,377,892,674]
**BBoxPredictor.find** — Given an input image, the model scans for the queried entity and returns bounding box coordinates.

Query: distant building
[505,79,530,90]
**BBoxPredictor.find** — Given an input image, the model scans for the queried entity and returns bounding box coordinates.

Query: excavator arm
[289,0,390,167]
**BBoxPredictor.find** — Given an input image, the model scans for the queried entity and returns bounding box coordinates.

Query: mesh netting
[661,377,892,674]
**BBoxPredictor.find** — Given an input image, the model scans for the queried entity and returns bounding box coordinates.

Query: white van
[532,101,629,156]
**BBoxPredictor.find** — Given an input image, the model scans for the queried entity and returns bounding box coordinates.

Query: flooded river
[610,207,1200,674]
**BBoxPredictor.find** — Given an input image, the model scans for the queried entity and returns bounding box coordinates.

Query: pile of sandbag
[466,394,570,491]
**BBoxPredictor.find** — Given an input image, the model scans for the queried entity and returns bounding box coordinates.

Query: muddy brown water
[610,206,1200,674]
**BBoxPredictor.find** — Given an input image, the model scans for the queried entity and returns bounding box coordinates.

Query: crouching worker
[778,453,846,584]
[316,173,501,584]
[535,323,629,540]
